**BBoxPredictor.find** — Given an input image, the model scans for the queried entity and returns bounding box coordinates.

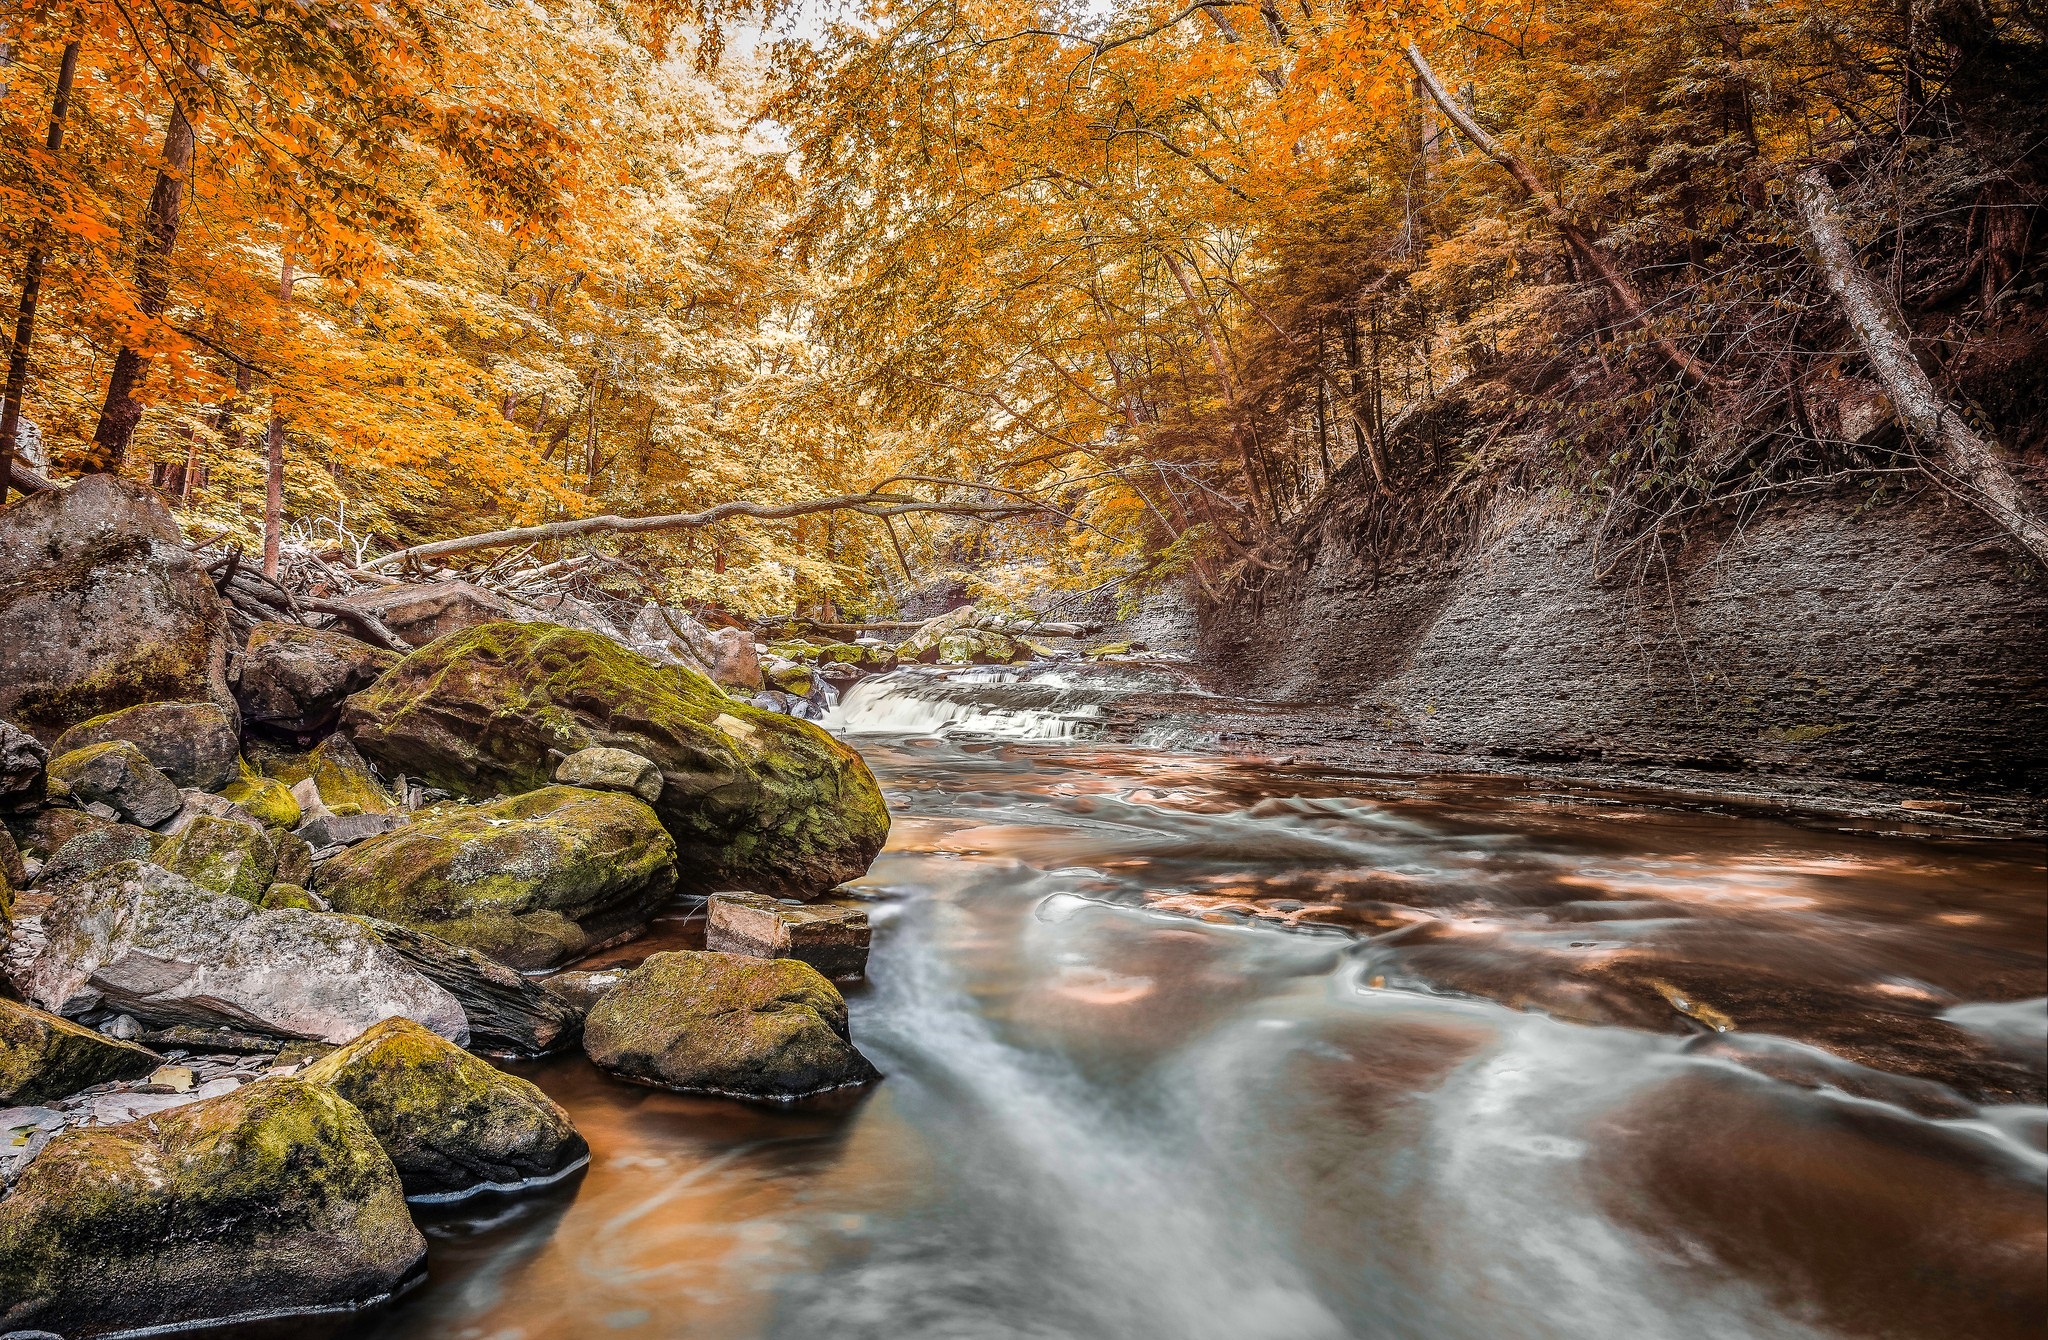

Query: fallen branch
[1405,44,1714,390]
[1795,168,2048,565]
[301,596,410,652]
[362,491,1042,571]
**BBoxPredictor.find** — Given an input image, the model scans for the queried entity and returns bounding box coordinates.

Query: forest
[2,0,2044,615]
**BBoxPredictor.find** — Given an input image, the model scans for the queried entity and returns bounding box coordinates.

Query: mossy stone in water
[0,997,161,1105]
[317,785,678,971]
[341,622,889,898]
[582,950,880,1100]
[0,1077,424,1338]
[300,1016,588,1200]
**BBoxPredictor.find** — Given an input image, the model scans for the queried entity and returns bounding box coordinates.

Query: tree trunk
[1404,44,1714,389]
[263,249,293,580]
[1795,168,2048,564]
[89,95,196,469]
[0,40,80,503]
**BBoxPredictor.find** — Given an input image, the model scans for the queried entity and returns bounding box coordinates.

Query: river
[333,666,2046,1340]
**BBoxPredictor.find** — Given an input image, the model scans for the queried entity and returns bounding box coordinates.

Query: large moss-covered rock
[582,950,880,1100]
[815,642,899,672]
[238,621,402,735]
[0,1078,425,1337]
[0,997,161,1105]
[30,821,154,891]
[342,623,889,898]
[154,814,280,903]
[319,786,678,971]
[0,473,237,743]
[24,860,468,1045]
[222,773,303,827]
[51,700,240,791]
[301,1017,587,1200]
[46,740,183,827]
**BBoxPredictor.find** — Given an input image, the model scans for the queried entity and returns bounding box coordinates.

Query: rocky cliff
[1204,481,2048,800]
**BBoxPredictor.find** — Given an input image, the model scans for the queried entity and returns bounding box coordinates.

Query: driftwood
[1795,168,2048,565]
[1405,44,1714,389]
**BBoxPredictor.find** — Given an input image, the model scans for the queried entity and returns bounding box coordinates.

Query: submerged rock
[238,621,402,736]
[301,1016,588,1200]
[0,997,161,1105]
[582,950,879,1100]
[0,1078,425,1337]
[342,622,889,898]
[318,785,678,971]
[23,860,468,1045]
[45,741,183,828]
[51,700,240,792]
[0,474,238,743]
[707,892,870,980]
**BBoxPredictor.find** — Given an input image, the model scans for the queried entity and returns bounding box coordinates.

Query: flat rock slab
[706,892,870,981]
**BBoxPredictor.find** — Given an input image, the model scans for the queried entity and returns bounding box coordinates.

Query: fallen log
[1795,168,2048,565]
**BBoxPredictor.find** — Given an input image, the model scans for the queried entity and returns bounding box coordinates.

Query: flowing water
[336,667,2045,1340]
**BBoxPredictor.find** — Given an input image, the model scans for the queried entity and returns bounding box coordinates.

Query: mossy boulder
[815,642,899,672]
[154,815,280,903]
[301,1017,588,1200]
[0,997,162,1105]
[222,774,303,827]
[25,860,469,1045]
[31,821,154,891]
[0,1078,425,1337]
[318,785,679,971]
[582,950,880,1100]
[52,700,240,792]
[0,473,238,744]
[238,621,402,736]
[762,658,816,696]
[341,622,889,898]
[46,740,183,827]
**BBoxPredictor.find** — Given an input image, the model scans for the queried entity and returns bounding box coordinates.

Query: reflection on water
[341,737,2047,1340]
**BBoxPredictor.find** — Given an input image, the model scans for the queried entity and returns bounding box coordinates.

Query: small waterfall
[823,663,1197,742]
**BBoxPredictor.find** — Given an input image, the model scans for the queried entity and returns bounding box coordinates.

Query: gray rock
[0,473,238,743]
[30,823,155,891]
[628,605,762,690]
[157,787,268,837]
[334,579,536,648]
[582,950,879,1100]
[538,968,627,1016]
[51,700,240,792]
[554,746,664,803]
[22,860,468,1045]
[295,810,409,854]
[359,918,582,1056]
[707,892,870,980]
[236,621,401,735]
[153,816,280,902]
[0,719,47,810]
[45,741,182,827]
[0,1079,426,1337]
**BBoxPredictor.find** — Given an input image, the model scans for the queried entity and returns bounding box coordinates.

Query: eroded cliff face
[1206,485,2048,796]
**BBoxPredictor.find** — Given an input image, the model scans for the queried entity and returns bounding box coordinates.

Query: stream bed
[331,679,2045,1340]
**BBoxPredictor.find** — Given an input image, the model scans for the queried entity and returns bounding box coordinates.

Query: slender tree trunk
[1796,168,2048,563]
[1,40,81,502]
[90,95,196,468]
[177,424,200,507]
[263,248,293,580]
[1405,44,1714,389]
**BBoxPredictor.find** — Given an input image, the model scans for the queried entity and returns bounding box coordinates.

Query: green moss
[223,775,302,828]
[13,618,220,738]
[309,735,398,813]
[0,998,162,1104]
[155,817,279,904]
[259,882,319,911]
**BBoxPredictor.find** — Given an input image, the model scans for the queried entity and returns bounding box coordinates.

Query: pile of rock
[0,474,895,1336]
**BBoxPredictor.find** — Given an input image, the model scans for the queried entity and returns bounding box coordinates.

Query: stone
[538,968,627,1016]
[815,642,899,672]
[0,719,47,810]
[306,733,400,813]
[296,810,409,854]
[895,604,981,662]
[358,918,582,1055]
[221,775,303,828]
[627,604,764,690]
[0,827,19,916]
[236,621,402,735]
[582,950,880,1100]
[318,785,678,971]
[0,997,162,1105]
[51,700,240,792]
[12,806,112,861]
[259,881,322,911]
[272,829,315,886]
[707,892,871,980]
[301,1016,588,1200]
[156,786,268,837]
[762,658,815,697]
[23,860,468,1045]
[335,579,536,648]
[44,741,182,827]
[30,822,154,891]
[342,623,889,899]
[154,815,280,902]
[0,1078,425,1338]
[554,745,664,803]
[0,474,238,743]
